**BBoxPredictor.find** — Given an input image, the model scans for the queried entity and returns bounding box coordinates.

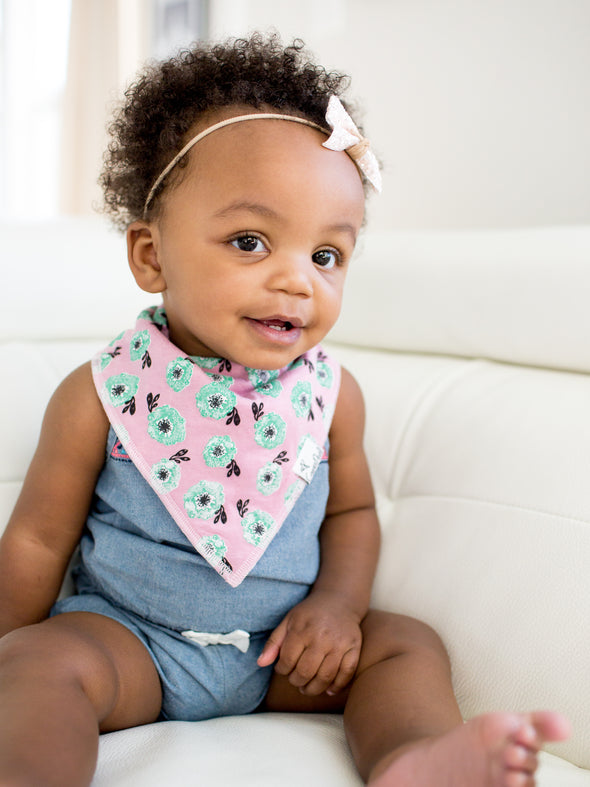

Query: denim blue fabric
[54,591,274,720]
[52,427,329,720]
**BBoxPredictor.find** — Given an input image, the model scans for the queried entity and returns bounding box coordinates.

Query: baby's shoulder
[51,361,101,407]
[337,366,365,407]
[330,366,366,447]
[44,362,109,453]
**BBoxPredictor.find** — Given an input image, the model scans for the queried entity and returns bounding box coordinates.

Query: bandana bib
[92,306,341,587]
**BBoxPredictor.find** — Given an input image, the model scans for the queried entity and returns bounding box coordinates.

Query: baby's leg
[0,611,162,787]
[346,611,569,786]
[264,610,569,785]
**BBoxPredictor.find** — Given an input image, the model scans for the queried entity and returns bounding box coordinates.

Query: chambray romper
[52,427,329,721]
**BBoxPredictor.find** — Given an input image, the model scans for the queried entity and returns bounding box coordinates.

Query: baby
[0,33,568,786]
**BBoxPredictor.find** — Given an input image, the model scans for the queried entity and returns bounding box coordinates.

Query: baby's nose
[267,253,314,297]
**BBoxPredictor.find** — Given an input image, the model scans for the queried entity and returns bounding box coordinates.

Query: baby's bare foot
[368,711,570,787]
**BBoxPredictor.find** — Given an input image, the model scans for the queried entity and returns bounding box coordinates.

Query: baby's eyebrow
[213,200,280,220]
[324,223,358,243]
[213,201,358,244]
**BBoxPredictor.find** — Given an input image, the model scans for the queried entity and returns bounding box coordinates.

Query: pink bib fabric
[92,306,341,587]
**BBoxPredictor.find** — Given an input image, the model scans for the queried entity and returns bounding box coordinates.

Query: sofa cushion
[331,227,590,374]
[93,714,590,787]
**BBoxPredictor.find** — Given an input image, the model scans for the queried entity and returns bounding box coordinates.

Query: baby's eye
[231,235,267,253]
[312,249,339,270]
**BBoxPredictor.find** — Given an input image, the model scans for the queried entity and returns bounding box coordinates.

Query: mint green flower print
[147,404,186,445]
[191,355,221,370]
[242,510,275,547]
[257,462,282,496]
[247,368,283,397]
[254,412,286,449]
[152,306,168,327]
[184,480,225,519]
[316,361,333,389]
[99,352,114,371]
[203,435,236,468]
[109,331,124,347]
[150,459,180,493]
[198,534,227,559]
[130,329,151,361]
[207,373,233,388]
[166,357,193,392]
[104,373,139,407]
[291,381,312,418]
[195,382,236,420]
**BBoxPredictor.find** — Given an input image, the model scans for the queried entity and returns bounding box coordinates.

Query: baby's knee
[1,622,54,667]
[0,617,118,699]
[359,610,450,670]
[1,620,83,681]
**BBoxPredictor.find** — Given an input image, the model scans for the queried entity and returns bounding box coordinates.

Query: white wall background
[209,0,590,231]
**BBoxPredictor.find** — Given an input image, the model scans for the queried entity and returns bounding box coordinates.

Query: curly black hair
[99,33,363,230]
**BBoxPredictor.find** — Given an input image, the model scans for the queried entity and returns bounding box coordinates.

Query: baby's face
[143,112,365,370]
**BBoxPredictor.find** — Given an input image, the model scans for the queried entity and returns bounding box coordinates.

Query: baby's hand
[257,592,362,696]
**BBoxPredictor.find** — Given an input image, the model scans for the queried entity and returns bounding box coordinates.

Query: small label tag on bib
[294,435,323,484]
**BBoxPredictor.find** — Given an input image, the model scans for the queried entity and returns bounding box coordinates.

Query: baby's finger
[273,633,307,677]
[257,619,288,668]
[286,647,325,689]
[325,647,360,696]
[298,652,342,696]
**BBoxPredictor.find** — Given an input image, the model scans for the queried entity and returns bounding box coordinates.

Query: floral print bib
[92,307,341,587]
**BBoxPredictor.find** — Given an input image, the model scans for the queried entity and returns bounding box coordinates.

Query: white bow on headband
[322,96,382,193]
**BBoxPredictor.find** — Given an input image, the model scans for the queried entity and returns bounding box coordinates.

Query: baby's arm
[0,364,108,637]
[258,368,380,695]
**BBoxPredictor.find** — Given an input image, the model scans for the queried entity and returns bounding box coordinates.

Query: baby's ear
[127,221,166,293]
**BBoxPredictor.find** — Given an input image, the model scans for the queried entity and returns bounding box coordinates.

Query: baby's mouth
[259,319,295,332]
[247,316,303,345]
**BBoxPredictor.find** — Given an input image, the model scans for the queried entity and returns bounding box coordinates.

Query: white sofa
[2,218,590,785]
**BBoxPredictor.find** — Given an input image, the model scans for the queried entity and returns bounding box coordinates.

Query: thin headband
[143,113,326,215]
[143,96,381,216]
